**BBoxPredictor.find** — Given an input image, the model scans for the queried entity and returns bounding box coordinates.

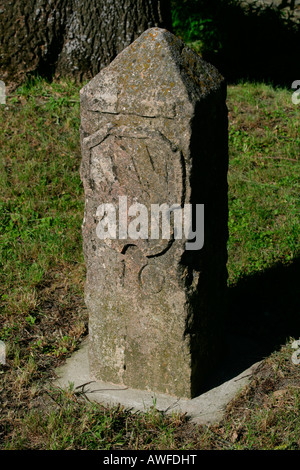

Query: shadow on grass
[201,256,300,393]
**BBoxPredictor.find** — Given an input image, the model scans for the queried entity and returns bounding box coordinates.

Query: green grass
[0,77,299,450]
[4,386,199,450]
[226,82,299,284]
[0,78,87,433]
[0,77,84,310]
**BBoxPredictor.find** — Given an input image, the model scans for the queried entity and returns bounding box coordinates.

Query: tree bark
[0,0,172,89]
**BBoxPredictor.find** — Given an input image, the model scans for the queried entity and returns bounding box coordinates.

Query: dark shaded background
[172,0,300,86]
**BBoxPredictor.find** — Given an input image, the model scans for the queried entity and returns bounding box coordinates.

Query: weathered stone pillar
[80,28,228,399]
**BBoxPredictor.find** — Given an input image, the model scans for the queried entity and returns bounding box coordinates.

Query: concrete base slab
[52,338,260,425]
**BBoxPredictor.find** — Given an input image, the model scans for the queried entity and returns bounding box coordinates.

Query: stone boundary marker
[79,27,228,399]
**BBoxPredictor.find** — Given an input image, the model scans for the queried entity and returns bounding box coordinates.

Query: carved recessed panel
[85,125,186,258]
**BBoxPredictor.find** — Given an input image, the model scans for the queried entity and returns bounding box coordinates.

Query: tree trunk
[0,0,172,89]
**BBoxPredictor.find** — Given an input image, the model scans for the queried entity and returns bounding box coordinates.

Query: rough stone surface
[80,28,228,399]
